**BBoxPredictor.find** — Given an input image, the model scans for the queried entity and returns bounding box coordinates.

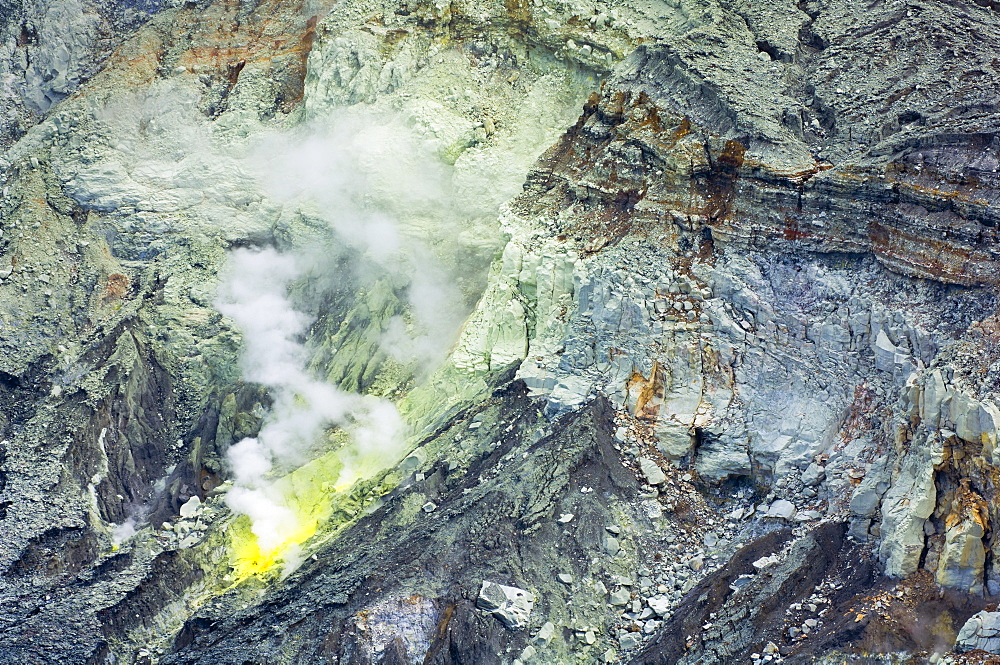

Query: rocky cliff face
[1,0,999,663]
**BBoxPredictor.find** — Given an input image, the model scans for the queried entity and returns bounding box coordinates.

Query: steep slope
[0,0,999,663]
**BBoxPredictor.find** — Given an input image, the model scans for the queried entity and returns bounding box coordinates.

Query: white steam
[216,248,405,554]
[252,115,472,372]
[215,112,489,554]
[111,518,138,546]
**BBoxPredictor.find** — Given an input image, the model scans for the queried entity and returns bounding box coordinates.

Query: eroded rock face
[0,0,167,150]
[957,610,1000,654]
[477,581,536,630]
[1,0,1000,662]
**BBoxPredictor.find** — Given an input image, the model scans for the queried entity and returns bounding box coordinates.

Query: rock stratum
[1,0,1000,663]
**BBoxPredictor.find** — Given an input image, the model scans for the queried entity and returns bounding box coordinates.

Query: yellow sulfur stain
[228,438,405,580]
[228,449,346,579]
[231,517,318,578]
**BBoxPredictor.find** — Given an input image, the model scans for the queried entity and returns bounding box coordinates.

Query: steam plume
[251,114,473,373]
[215,112,484,555]
[216,248,404,554]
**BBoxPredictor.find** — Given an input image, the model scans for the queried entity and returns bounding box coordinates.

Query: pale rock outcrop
[453,231,578,376]
[936,481,989,595]
[477,582,535,630]
[909,369,1000,454]
[956,611,1000,654]
[654,423,695,459]
[877,431,943,578]
[694,435,752,481]
[951,393,1000,454]
[869,364,1000,592]
[3,0,1000,660]
[848,455,890,541]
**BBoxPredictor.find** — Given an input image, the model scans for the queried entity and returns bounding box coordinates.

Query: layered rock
[1,0,1000,662]
[957,610,1000,654]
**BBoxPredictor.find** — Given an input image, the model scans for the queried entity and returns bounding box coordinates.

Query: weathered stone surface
[695,440,752,481]
[638,457,666,486]
[654,423,694,459]
[877,432,944,578]
[477,581,535,630]
[609,589,631,606]
[936,482,989,595]
[3,0,1000,662]
[766,500,796,520]
[956,611,1000,653]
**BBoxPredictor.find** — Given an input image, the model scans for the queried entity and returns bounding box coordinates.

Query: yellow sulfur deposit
[228,449,345,578]
[228,437,405,579]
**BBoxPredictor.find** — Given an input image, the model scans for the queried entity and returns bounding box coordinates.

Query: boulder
[766,500,796,520]
[533,621,555,645]
[609,589,631,606]
[956,611,1000,653]
[178,495,201,518]
[477,581,535,630]
[655,423,694,458]
[639,457,666,485]
[619,633,641,650]
[647,595,671,616]
[398,448,426,472]
[801,462,825,487]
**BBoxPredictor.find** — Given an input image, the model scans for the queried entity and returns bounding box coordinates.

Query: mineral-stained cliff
[1,0,1000,663]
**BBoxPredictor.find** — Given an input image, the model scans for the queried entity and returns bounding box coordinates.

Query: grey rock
[639,457,666,485]
[801,462,825,487]
[957,611,1000,653]
[766,500,796,520]
[647,595,671,616]
[873,329,899,373]
[533,621,555,645]
[729,575,754,593]
[879,434,943,578]
[609,589,631,606]
[655,423,693,458]
[2,0,1000,661]
[399,448,426,472]
[752,555,780,570]
[619,633,641,650]
[477,581,535,630]
[694,437,753,481]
